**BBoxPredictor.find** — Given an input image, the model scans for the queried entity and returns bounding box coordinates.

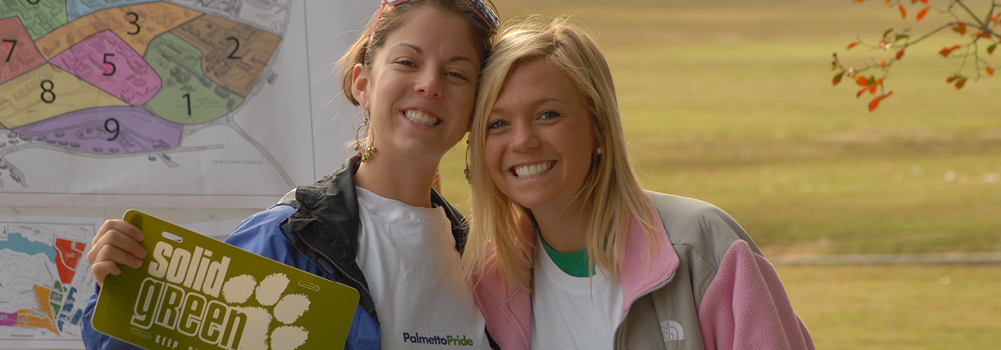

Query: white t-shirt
[530,239,624,350]
[355,187,489,349]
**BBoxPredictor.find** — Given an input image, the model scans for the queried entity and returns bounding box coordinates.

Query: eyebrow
[491,97,565,114]
[393,43,475,64]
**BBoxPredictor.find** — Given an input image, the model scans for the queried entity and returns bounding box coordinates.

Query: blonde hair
[463,16,659,292]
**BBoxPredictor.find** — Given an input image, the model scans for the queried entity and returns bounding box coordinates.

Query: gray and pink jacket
[473,191,815,349]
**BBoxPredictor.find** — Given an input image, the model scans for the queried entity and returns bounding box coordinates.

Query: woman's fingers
[88,219,147,286]
[90,260,122,287]
[88,220,145,265]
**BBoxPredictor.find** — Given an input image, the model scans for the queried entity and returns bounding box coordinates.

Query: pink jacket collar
[473,204,677,349]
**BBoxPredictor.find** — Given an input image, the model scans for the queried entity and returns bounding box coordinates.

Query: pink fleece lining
[697,240,815,350]
[471,219,537,350]
[617,210,678,315]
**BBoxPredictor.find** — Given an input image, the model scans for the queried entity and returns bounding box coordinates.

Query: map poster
[0,0,375,209]
[92,210,358,350]
[0,214,102,349]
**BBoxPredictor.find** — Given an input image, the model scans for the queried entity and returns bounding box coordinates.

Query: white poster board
[0,0,377,209]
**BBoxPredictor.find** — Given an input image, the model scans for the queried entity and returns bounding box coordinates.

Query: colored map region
[12,106,184,155]
[0,0,67,40]
[49,30,162,105]
[34,2,202,59]
[0,0,293,190]
[143,32,245,124]
[0,216,100,343]
[0,17,46,85]
[172,15,280,96]
[0,63,130,129]
[66,0,158,22]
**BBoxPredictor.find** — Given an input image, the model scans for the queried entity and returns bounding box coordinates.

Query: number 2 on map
[126,12,140,35]
[3,39,15,62]
[227,37,242,59]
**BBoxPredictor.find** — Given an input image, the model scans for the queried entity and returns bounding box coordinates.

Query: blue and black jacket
[81,157,498,349]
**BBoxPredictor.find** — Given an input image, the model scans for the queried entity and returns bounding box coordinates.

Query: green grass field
[439,0,1001,255]
[432,1,1001,348]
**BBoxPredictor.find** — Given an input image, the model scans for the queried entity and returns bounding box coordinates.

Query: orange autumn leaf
[955,77,967,89]
[869,85,877,94]
[869,96,884,111]
[857,76,870,86]
[896,50,905,59]
[916,7,929,20]
[899,5,907,18]
[881,60,887,69]
[847,42,858,50]
[939,45,961,56]
[988,67,995,76]
[920,0,928,3]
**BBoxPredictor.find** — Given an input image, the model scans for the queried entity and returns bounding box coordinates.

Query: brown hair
[337,0,497,106]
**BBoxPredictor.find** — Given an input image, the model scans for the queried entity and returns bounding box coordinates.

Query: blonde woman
[463,16,814,349]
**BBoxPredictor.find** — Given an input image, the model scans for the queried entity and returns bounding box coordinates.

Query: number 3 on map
[126,12,140,35]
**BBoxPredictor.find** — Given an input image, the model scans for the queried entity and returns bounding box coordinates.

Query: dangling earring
[355,112,376,162]
[464,138,471,183]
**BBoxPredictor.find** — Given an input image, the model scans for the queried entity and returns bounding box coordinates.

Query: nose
[414,69,443,98]
[510,120,540,152]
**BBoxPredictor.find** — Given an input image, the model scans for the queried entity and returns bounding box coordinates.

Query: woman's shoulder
[225,204,298,257]
[644,190,762,262]
[644,191,734,226]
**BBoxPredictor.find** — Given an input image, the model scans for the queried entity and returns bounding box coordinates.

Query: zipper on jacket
[299,235,376,310]
[611,271,676,349]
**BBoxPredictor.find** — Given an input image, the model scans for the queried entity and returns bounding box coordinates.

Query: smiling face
[352,5,481,163]
[485,59,596,214]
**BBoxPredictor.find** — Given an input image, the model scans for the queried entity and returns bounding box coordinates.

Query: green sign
[92,210,358,350]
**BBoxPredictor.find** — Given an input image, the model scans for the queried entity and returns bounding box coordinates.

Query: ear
[351,63,370,110]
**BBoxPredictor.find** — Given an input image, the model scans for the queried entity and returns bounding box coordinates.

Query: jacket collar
[283,155,469,324]
[473,196,678,349]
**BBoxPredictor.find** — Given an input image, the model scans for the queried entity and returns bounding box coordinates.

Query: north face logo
[660,320,684,342]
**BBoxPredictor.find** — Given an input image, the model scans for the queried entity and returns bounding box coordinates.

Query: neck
[532,199,590,254]
[353,151,441,208]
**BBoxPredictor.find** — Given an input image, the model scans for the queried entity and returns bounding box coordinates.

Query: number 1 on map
[182,93,192,116]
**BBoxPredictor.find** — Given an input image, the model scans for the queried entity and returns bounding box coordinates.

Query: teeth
[514,162,553,178]
[405,110,439,126]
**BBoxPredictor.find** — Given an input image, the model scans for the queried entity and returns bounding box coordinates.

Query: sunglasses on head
[367,0,499,49]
